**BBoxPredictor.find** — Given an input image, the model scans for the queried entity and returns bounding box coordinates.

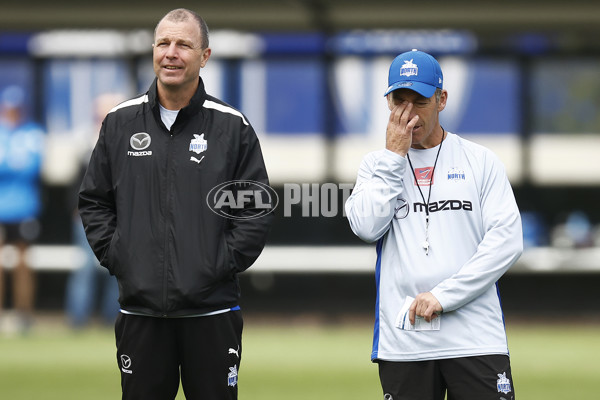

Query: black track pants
[115,310,243,400]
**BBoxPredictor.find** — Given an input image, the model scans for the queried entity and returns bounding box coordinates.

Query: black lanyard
[406,128,445,255]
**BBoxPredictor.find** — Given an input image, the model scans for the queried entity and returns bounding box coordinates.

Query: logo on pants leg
[228,346,240,358]
[120,354,133,374]
[228,365,238,387]
[496,372,512,394]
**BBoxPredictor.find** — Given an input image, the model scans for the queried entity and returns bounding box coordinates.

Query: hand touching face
[385,89,447,155]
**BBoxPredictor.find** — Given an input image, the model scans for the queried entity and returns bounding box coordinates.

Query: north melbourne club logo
[447,167,466,182]
[400,59,418,77]
[496,372,512,394]
[228,365,238,387]
[189,133,208,155]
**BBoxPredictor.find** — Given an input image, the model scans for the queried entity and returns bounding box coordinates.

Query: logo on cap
[400,59,418,77]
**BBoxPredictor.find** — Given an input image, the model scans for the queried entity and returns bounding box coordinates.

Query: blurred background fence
[1,0,600,320]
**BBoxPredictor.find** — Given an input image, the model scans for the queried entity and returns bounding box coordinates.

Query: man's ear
[200,47,212,68]
[438,90,448,112]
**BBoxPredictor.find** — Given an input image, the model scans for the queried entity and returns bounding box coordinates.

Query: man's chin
[160,76,182,86]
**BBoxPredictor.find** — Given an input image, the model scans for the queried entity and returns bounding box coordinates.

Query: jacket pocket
[216,235,234,281]
[102,230,120,276]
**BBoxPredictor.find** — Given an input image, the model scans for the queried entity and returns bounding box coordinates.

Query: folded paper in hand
[395,295,441,331]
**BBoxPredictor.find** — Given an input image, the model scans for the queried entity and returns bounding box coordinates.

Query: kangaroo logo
[228,365,238,387]
[400,59,418,77]
[496,372,512,394]
[189,133,207,155]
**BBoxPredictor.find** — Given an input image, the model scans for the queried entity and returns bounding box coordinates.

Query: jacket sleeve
[78,122,117,270]
[431,153,523,312]
[225,122,274,274]
[345,150,407,243]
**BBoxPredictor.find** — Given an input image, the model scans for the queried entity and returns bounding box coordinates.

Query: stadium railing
[2,245,600,274]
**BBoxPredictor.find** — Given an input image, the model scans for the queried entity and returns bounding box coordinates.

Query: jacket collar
[148,77,208,128]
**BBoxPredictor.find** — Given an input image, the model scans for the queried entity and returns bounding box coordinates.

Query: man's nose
[165,43,178,58]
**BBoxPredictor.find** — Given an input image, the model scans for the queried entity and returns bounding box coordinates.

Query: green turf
[506,323,600,399]
[0,318,598,399]
[241,323,380,399]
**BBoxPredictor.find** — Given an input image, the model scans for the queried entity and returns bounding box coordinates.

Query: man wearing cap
[345,49,522,399]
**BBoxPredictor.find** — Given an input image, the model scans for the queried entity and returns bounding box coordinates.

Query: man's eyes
[156,42,193,48]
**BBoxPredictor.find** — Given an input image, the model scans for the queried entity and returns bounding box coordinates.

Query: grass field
[1,315,599,399]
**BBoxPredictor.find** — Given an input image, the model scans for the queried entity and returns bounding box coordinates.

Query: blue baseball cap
[384,49,443,98]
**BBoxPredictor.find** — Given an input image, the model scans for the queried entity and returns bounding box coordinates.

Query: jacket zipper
[162,132,175,316]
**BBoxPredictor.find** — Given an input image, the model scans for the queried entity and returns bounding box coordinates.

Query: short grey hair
[155,8,210,49]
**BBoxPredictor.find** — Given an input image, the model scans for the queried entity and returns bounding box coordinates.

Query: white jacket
[345,132,523,361]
